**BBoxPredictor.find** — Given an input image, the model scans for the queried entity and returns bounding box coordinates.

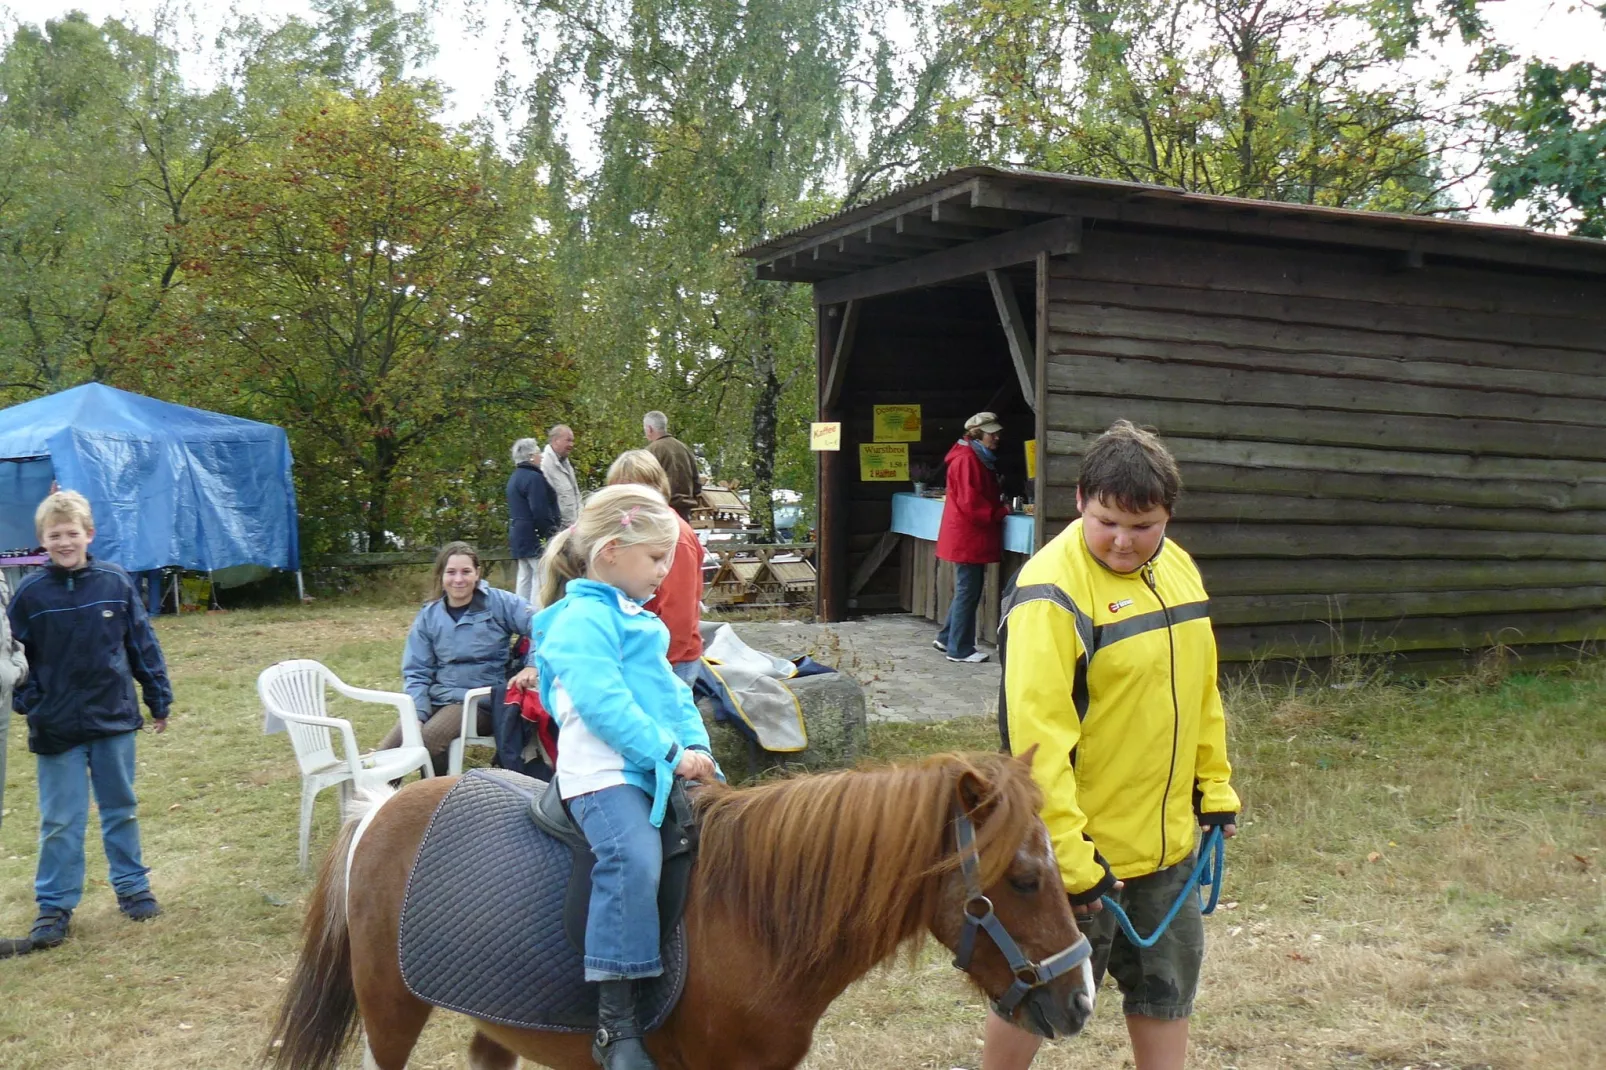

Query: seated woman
[605,450,706,685]
[380,541,536,774]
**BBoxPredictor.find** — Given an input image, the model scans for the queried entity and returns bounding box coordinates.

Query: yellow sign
[859,443,909,482]
[809,422,842,451]
[872,404,922,442]
[1025,438,1038,481]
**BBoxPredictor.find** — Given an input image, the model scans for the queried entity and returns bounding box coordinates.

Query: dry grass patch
[1,604,1601,1069]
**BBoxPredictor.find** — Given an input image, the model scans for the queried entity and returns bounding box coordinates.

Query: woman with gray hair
[507,437,560,604]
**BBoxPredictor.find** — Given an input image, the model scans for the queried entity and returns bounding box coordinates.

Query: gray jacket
[541,444,582,528]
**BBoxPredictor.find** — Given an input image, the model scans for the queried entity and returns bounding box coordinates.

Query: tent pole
[295,569,306,604]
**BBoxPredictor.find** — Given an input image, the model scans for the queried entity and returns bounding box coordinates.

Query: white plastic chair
[258,659,433,869]
[447,686,500,775]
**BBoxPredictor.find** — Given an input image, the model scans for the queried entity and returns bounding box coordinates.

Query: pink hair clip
[620,505,641,527]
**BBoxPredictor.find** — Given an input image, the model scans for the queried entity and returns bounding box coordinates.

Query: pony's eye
[1008,875,1041,895]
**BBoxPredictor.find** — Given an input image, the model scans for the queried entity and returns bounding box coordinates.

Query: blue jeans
[35,731,150,912]
[568,784,663,981]
[936,562,986,658]
[670,660,700,687]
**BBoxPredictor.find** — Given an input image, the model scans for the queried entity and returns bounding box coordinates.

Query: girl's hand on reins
[1205,823,1238,839]
[676,749,716,783]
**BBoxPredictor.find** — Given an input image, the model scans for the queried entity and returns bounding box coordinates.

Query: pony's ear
[956,767,994,817]
[1014,743,1040,768]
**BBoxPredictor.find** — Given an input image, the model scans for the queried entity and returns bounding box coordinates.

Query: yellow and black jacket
[999,519,1239,902]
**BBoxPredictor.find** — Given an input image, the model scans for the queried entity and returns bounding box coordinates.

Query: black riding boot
[592,980,658,1069]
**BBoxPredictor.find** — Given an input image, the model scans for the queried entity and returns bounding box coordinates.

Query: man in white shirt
[542,424,582,528]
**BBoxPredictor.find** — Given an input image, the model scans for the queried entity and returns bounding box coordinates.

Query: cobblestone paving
[719,614,1000,724]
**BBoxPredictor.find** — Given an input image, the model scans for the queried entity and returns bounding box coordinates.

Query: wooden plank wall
[839,284,1035,610]
[1042,225,1606,671]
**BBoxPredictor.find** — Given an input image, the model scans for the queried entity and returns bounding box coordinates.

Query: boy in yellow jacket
[985,420,1240,1070]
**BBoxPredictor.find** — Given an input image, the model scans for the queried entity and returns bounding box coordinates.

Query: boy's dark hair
[1076,420,1182,514]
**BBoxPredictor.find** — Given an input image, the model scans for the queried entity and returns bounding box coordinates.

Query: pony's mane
[692,751,1042,995]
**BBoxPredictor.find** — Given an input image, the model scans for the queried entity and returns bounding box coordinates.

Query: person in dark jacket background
[934,412,1010,664]
[507,437,561,605]
[1,491,172,958]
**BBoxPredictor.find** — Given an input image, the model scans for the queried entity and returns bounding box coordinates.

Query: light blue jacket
[402,582,534,721]
[531,578,712,826]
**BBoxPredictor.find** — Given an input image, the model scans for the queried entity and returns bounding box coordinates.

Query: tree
[0,13,244,397]
[940,0,1488,212]
[185,84,570,552]
[520,0,961,540]
[1485,3,1606,237]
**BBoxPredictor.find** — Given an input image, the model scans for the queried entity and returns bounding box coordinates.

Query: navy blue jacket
[8,558,172,755]
[507,462,561,559]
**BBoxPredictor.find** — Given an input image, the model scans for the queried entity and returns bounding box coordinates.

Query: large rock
[700,671,869,782]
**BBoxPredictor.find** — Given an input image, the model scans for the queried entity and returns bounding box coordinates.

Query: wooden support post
[822,299,858,411]
[817,302,849,621]
[1033,251,1050,553]
[987,269,1036,411]
[848,531,901,598]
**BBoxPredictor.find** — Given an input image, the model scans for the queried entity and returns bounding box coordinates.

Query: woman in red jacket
[934,412,1009,664]
[606,450,706,684]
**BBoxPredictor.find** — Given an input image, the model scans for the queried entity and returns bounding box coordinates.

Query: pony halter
[949,807,1096,1017]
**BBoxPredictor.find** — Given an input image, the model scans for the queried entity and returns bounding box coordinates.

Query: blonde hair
[539,484,679,605]
[605,449,673,501]
[35,490,94,539]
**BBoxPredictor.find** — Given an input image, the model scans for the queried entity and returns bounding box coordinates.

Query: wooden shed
[739,166,1606,675]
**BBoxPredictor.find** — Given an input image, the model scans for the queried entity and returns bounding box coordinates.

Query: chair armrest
[276,711,365,779]
[461,687,493,741]
[325,678,423,748]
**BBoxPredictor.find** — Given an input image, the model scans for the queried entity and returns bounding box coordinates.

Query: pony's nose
[1020,985,1092,1039]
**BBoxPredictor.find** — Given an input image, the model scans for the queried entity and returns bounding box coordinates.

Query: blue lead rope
[1097,825,1225,949]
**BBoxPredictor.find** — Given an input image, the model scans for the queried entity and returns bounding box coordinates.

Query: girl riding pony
[530,484,718,1070]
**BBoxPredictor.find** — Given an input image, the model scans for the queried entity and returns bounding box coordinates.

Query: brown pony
[266,752,1093,1070]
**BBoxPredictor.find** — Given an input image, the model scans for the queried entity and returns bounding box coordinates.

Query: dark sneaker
[117,891,163,922]
[0,935,34,959]
[29,909,72,949]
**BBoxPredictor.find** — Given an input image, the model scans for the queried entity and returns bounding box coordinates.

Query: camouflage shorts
[1078,855,1204,1020]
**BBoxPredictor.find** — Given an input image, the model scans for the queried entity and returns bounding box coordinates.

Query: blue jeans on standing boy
[937,562,986,658]
[35,731,151,912]
[568,783,663,982]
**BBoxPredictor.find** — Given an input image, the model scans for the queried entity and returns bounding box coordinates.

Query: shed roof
[739,166,1606,294]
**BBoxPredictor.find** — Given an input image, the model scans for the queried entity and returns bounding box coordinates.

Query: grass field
[0,603,1601,1069]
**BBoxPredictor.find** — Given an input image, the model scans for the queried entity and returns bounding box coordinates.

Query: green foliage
[524,0,962,537]
[1486,3,1606,237]
[183,84,570,553]
[940,0,1474,212]
[0,13,244,396]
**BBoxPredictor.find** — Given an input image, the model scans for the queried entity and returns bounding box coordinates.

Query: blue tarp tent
[0,383,299,574]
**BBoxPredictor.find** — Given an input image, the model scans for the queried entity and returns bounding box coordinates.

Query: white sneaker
[931,639,946,652]
[947,651,990,664]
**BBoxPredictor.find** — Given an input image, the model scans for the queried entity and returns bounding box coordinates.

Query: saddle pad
[397,768,686,1032]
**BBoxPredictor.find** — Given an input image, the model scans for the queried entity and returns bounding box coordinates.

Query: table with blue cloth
[888,492,1035,646]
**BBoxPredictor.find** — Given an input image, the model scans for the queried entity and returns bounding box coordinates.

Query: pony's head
[927,750,1094,1040]
[692,750,1092,1039]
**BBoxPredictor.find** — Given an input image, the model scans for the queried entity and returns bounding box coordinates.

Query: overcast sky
[6,0,1606,222]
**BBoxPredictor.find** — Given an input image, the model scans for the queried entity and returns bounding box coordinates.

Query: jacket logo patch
[102,609,115,618]
[1107,598,1134,614]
